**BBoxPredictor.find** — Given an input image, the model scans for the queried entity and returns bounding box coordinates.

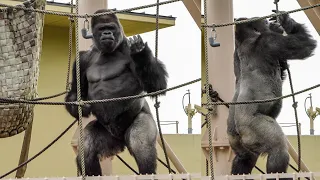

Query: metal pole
[309,93,314,135]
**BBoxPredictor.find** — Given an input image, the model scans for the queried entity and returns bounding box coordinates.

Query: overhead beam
[182,0,201,29]
[296,0,320,35]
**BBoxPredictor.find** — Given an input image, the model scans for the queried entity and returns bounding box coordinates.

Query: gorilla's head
[91,9,124,53]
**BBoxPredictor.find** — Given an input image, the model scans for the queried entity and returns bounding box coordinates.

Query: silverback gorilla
[227,13,317,178]
[65,9,168,176]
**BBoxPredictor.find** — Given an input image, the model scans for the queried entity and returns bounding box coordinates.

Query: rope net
[0,0,319,179]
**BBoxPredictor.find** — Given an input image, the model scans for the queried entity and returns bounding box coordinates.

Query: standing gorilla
[227,14,317,177]
[65,9,168,176]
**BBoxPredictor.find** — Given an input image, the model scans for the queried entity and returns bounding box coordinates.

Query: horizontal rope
[202,3,320,28]
[0,0,181,18]
[0,78,201,105]
[205,83,320,106]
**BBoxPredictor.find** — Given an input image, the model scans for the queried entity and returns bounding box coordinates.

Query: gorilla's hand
[129,35,146,55]
[269,22,284,34]
[81,104,92,117]
[269,12,294,33]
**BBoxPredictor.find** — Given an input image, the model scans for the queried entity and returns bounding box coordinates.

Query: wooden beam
[296,0,320,35]
[182,0,201,29]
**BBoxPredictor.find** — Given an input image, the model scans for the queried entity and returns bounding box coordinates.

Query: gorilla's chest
[86,56,141,98]
[86,57,132,83]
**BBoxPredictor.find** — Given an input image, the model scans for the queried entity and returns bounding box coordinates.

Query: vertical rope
[274,0,301,173]
[287,68,301,172]
[154,0,171,174]
[74,0,86,178]
[203,0,214,179]
[66,0,74,92]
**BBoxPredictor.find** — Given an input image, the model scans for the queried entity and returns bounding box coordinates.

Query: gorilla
[227,13,317,178]
[65,9,168,176]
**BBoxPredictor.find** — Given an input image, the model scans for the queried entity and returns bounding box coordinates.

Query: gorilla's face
[92,14,123,53]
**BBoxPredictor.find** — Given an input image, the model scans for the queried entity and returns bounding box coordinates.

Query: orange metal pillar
[74,0,113,176]
[201,0,235,176]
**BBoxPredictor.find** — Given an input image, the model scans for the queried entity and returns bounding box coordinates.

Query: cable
[182,93,188,114]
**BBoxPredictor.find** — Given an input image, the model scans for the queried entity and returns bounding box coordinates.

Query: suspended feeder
[0,0,45,138]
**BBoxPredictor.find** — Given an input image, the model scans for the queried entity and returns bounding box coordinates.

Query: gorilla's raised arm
[261,14,317,60]
[65,51,91,119]
[130,37,168,97]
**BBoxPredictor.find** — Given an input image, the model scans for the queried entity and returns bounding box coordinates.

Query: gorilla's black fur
[65,9,168,176]
[227,14,317,178]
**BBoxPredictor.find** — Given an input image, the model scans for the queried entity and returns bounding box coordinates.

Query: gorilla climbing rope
[199,84,308,178]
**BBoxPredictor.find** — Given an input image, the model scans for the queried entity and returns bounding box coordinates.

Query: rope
[116,155,139,175]
[0,78,201,105]
[203,0,214,179]
[116,155,177,175]
[287,68,301,172]
[157,158,176,174]
[153,0,171,174]
[0,120,77,179]
[0,0,181,18]
[66,1,74,92]
[202,3,320,28]
[74,0,86,178]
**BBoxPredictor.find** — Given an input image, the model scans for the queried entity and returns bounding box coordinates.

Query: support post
[16,120,33,178]
[201,0,235,176]
[286,139,311,173]
[73,0,113,176]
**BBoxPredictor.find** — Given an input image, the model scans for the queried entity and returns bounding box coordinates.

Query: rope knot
[76,100,85,106]
[154,101,160,108]
[68,16,75,22]
[292,102,298,108]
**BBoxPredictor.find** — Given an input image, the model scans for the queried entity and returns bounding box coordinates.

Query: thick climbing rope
[203,0,215,179]
[74,0,86,178]
[202,3,320,28]
[154,0,172,174]
[0,120,78,179]
[0,0,182,18]
[66,0,74,92]
[0,78,201,105]
[287,68,301,172]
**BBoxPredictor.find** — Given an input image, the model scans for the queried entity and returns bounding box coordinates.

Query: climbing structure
[0,0,319,180]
